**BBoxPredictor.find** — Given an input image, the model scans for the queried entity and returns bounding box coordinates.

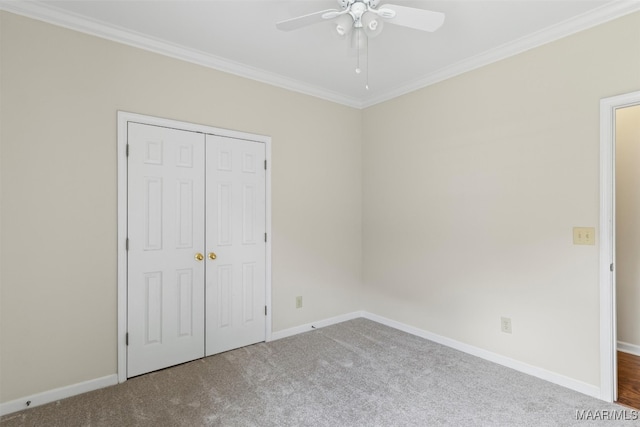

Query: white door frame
[599,90,640,402]
[117,111,272,383]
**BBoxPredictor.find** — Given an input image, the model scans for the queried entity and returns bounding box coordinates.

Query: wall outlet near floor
[501,317,512,334]
[296,296,303,309]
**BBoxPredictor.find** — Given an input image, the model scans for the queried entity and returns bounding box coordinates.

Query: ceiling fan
[276,0,445,89]
[276,0,445,35]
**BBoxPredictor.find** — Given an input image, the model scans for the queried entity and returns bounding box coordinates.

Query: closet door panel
[205,135,266,356]
[127,123,205,377]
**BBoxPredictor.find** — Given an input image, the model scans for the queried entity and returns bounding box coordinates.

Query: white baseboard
[1,313,363,417]
[269,311,364,341]
[618,341,640,357]
[1,310,605,417]
[360,312,601,399]
[271,310,600,398]
[0,374,118,417]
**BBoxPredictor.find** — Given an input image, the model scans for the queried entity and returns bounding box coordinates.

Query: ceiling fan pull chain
[366,41,370,90]
[355,29,362,74]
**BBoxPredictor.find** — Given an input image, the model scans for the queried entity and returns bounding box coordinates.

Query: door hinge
[126,333,129,346]
[126,144,130,157]
[264,233,267,243]
[126,238,129,251]
[264,159,267,170]
[265,306,267,316]
[610,263,614,272]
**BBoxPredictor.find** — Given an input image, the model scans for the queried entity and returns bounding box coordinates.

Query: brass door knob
[208,252,217,260]
[195,253,204,261]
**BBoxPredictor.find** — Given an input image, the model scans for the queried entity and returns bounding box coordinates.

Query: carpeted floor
[1,318,637,426]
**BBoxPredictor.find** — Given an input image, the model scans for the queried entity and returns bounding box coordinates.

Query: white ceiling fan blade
[379,4,445,32]
[276,9,340,31]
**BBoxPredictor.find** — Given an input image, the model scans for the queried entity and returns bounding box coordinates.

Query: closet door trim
[116,111,272,383]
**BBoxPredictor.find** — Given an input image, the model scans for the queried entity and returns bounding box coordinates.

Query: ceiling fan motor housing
[351,2,367,27]
[337,0,381,11]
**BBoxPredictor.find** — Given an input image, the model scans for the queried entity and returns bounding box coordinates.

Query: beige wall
[616,104,640,349]
[362,12,640,386]
[0,12,363,402]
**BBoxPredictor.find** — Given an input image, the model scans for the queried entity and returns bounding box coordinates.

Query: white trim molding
[2,309,608,416]
[1,0,639,109]
[361,1,640,108]
[0,375,118,417]
[270,311,364,341]
[361,312,600,399]
[618,341,640,357]
[273,311,600,398]
[0,0,361,109]
[599,90,640,402]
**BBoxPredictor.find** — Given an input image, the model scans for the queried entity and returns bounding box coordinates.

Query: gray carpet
[1,318,636,426]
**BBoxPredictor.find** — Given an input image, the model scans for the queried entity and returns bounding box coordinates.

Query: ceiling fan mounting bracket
[337,0,381,9]
[350,2,367,27]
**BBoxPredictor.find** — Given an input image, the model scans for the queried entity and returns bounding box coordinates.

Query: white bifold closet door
[127,123,266,378]
[205,135,266,356]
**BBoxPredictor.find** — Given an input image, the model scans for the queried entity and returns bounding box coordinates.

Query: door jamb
[599,90,640,402]
[116,111,273,383]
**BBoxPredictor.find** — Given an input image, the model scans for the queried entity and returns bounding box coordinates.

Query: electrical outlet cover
[573,227,595,245]
[501,317,512,334]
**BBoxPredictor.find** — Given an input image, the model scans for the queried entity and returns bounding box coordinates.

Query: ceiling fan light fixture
[361,11,383,38]
[335,13,354,36]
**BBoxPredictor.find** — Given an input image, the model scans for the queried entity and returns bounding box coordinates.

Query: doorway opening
[599,91,640,403]
[614,103,640,409]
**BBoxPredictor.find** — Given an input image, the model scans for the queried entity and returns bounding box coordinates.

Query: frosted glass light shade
[361,12,384,38]
[335,14,354,36]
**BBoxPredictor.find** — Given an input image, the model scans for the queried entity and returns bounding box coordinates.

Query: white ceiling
[2,0,639,107]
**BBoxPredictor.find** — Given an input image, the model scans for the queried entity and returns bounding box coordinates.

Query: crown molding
[1,1,638,110]
[0,0,364,109]
[361,0,640,108]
